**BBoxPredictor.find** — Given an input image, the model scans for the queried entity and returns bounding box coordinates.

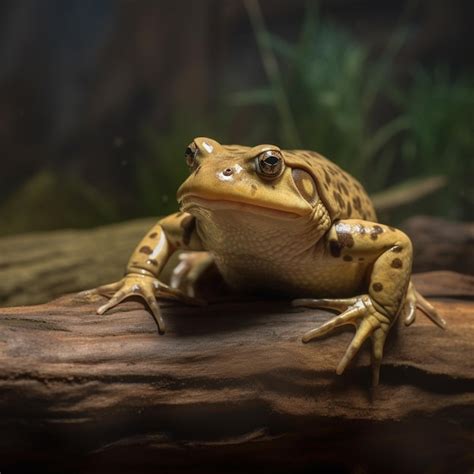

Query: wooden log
[0,272,473,473]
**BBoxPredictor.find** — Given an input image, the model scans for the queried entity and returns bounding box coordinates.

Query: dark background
[0,0,472,235]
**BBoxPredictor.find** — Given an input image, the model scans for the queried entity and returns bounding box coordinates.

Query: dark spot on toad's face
[343,255,353,262]
[147,259,158,266]
[329,239,343,257]
[372,282,383,292]
[139,246,153,255]
[392,245,403,253]
[251,183,258,195]
[272,185,276,189]
[389,226,396,232]
[339,182,348,195]
[391,258,403,269]
[149,232,158,238]
[180,215,196,246]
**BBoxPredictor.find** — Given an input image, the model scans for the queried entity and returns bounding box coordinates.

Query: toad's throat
[180,194,302,220]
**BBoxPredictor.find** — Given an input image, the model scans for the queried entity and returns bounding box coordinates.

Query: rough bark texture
[1,216,472,307]
[0,272,473,474]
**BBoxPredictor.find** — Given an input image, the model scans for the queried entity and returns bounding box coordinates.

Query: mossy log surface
[0,271,473,474]
[0,216,472,307]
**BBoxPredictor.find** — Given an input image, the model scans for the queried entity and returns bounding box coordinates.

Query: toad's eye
[256,150,284,179]
[184,144,198,170]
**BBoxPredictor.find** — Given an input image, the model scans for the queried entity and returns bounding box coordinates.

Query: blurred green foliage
[232,13,407,182]
[392,68,474,218]
[132,14,474,221]
[1,10,472,236]
[229,11,473,221]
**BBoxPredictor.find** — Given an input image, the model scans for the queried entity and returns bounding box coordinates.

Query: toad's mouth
[180,194,302,220]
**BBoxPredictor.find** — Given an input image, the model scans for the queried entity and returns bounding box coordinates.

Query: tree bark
[0,271,473,474]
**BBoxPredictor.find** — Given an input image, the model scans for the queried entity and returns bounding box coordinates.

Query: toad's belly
[212,249,369,298]
[195,209,368,297]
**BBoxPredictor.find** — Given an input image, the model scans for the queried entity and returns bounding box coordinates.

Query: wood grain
[0,271,473,473]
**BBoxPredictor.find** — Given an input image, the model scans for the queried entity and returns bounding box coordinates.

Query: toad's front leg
[96,212,204,333]
[294,220,444,386]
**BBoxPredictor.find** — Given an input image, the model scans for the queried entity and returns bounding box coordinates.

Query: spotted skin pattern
[97,137,445,386]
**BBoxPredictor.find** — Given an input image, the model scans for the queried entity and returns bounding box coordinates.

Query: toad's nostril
[223,168,233,176]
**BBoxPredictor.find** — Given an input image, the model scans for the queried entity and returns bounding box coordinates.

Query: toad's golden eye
[184,143,198,170]
[256,150,284,179]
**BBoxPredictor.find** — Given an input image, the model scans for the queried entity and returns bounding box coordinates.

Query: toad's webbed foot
[97,275,204,334]
[293,295,391,386]
[403,282,446,329]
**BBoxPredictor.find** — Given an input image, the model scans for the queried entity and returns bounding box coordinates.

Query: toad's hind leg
[293,220,419,386]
